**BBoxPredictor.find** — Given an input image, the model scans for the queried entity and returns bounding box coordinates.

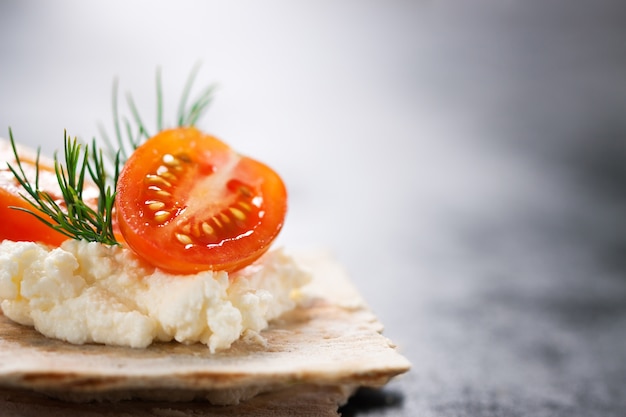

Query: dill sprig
[7,128,120,245]
[99,64,217,166]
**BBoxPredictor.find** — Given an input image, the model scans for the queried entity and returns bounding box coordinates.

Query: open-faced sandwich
[0,69,410,416]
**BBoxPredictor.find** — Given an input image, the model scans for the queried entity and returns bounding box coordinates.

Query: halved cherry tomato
[115,127,287,274]
[0,138,70,246]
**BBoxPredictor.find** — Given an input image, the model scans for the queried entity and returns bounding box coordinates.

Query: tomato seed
[229,207,246,221]
[175,233,193,245]
[238,201,252,212]
[145,174,172,188]
[162,154,179,167]
[154,210,170,223]
[201,222,215,236]
[146,201,165,211]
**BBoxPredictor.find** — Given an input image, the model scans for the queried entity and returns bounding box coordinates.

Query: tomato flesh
[115,127,287,274]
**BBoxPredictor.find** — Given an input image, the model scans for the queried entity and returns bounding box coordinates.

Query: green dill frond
[176,62,217,127]
[99,64,217,167]
[7,128,120,245]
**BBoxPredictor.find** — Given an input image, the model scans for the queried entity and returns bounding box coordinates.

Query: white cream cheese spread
[0,240,310,352]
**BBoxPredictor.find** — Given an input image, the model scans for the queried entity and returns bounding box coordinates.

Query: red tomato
[115,127,287,274]
[0,138,69,246]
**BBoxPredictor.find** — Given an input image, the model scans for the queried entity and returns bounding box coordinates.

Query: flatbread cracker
[0,250,410,413]
[0,384,356,417]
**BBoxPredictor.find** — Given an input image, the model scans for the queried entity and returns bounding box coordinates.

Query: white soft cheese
[0,240,310,352]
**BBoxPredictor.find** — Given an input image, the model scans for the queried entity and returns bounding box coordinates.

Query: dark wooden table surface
[1,1,626,416]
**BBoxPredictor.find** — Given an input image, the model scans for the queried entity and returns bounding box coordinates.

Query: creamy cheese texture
[0,240,310,352]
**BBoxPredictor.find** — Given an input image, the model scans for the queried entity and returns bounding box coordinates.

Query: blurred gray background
[2,1,626,415]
